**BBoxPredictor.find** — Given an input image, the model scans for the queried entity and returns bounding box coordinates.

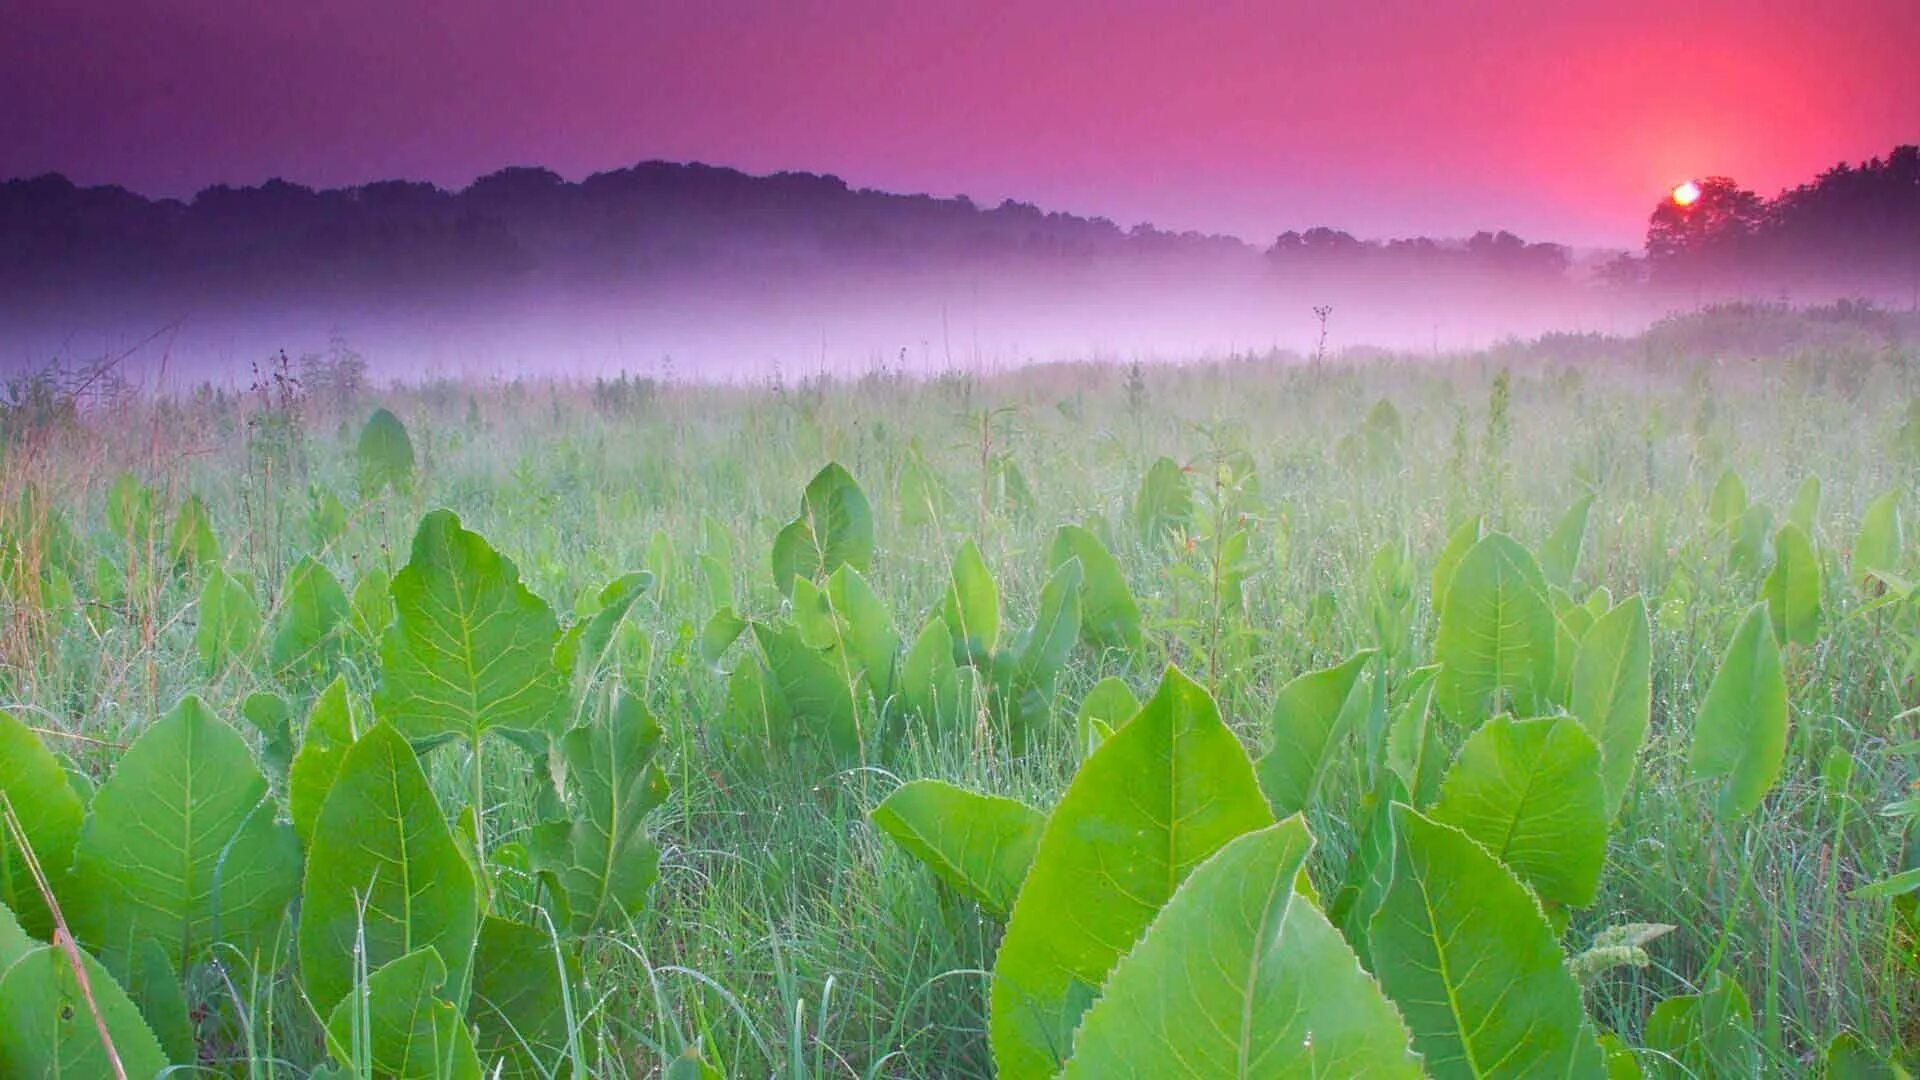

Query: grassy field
[2,306,1918,1077]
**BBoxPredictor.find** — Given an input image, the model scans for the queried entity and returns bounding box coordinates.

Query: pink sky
[5,0,1915,246]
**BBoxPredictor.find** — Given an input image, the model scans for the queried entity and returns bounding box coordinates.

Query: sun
[1672,180,1702,207]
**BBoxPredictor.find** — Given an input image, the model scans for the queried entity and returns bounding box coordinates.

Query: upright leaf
[357,407,417,497]
[1254,648,1376,817]
[941,539,1000,665]
[324,947,482,1079]
[1762,523,1822,646]
[375,510,567,742]
[1430,516,1482,619]
[754,623,861,760]
[1569,597,1651,818]
[1073,677,1138,758]
[871,780,1043,918]
[470,916,574,1079]
[0,711,83,940]
[68,696,299,973]
[1688,604,1789,821]
[1434,534,1556,723]
[1853,491,1903,585]
[1063,819,1420,1079]
[827,566,901,702]
[270,555,350,676]
[197,566,261,674]
[0,937,171,1080]
[1540,493,1595,592]
[300,724,479,1016]
[1369,806,1606,1079]
[1642,972,1754,1079]
[1134,456,1193,540]
[288,677,364,848]
[1047,525,1142,653]
[1431,716,1609,908]
[990,668,1273,1079]
[1384,666,1445,807]
[899,616,966,731]
[770,463,874,593]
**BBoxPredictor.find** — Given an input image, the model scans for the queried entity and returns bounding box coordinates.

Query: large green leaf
[1431,716,1609,908]
[1540,494,1594,592]
[0,936,171,1080]
[270,555,350,677]
[68,696,299,973]
[1642,972,1754,1079]
[1047,525,1142,653]
[870,780,1043,918]
[325,947,481,1079]
[754,623,861,760]
[1369,806,1606,1079]
[1853,491,1903,585]
[470,916,575,1079]
[897,437,949,529]
[941,539,1000,665]
[1384,666,1445,808]
[1134,456,1193,540]
[288,676,365,848]
[553,571,651,694]
[1430,516,1483,619]
[374,510,567,742]
[770,463,874,593]
[1762,523,1822,646]
[1569,597,1651,818]
[1434,534,1556,723]
[827,566,900,702]
[527,687,668,935]
[1707,469,1747,534]
[899,616,966,731]
[300,724,479,1016]
[356,407,416,498]
[197,565,261,675]
[1014,557,1082,689]
[990,667,1273,1079]
[1254,648,1376,817]
[1687,604,1789,821]
[1074,676,1138,759]
[1062,819,1420,1079]
[0,710,83,940]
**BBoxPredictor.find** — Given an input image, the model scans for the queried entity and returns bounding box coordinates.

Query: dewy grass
[0,317,1917,1074]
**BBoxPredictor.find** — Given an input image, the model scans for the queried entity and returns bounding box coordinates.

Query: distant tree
[1645,176,1765,263]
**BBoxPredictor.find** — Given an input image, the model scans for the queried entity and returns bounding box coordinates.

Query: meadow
[1,305,1918,1077]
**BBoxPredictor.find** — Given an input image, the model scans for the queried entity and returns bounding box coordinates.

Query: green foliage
[1853,491,1903,584]
[324,947,482,1079]
[770,463,874,594]
[1073,676,1137,758]
[270,554,350,677]
[1047,524,1142,653]
[1541,493,1595,591]
[1642,972,1754,1079]
[990,667,1273,1078]
[1369,806,1606,1078]
[899,616,967,731]
[1061,819,1421,1079]
[826,566,900,703]
[1435,534,1557,723]
[941,538,1000,665]
[1569,597,1652,818]
[197,565,261,674]
[0,711,83,939]
[357,407,417,497]
[1762,522,1822,645]
[1254,648,1376,817]
[375,509,567,742]
[287,676,363,847]
[1688,604,1789,821]
[470,916,575,1078]
[751,622,861,760]
[0,911,171,1080]
[1431,516,1482,619]
[870,779,1043,918]
[300,724,479,1016]
[1133,456,1192,539]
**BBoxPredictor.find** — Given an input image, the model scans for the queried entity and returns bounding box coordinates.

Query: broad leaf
[900,617,966,731]
[288,677,365,848]
[1540,493,1594,591]
[990,667,1273,1079]
[1134,456,1192,540]
[1762,523,1822,645]
[1435,534,1556,723]
[0,936,171,1080]
[300,724,479,1016]
[1569,597,1651,818]
[1073,677,1138,758]
[1687,604,1789,821]
[1430,516,1482,619]
[1255,648,1376,817]
[527,687,668,935]
[68,696,299,973]
[1369,806,1606,1079]
[827,566,901,702]
[1062,819,1421,1079]
[325,947,482,1079]
[375,510,567,742]
[1853,491,1903,585]
[1384,665,1445,807]
[754,623,861,760]
[770,463,874,593]
[554,571,651,693]
[270,555,349,677]
[870,779,1043,918]
[1047,525,1142,653]
[1431,716,1609,908]
[471,916,575,1079]
[941,539,1000,665]
[197,566,261,674]
[357,407,416,497]
[1642,972,1754,1079]
[0,710,83,939]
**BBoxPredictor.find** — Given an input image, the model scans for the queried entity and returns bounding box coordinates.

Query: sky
[4,0,1916,248]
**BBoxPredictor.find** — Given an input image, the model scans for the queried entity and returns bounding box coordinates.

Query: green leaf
[1431,516,1483,619]
[1708,469,1747,533]
[1687,604,1789,822]
[1642,972,1754,1080]
[770,463,874,593]
[470,916,575,1078]
[0,710,84,940]
[754,623,861,760]
[1822,1031,1909,1079]
[325,947,482,1079]
[0,937,171,1080]
[528,688,668,935]
[1369,806,1606,1079]
[1255,648,1376,817]
[356,407,417,498]
[197,565,261,675]
[349,566,394,647]
[270,555,350,677]
[897,437,949,529]
[699,606,747,667]
[1134,456,1193,540]
[1013,557,1082,690]
[1789,474,1822,536]
[941,539,1000,665]
[1047,525,1142,653]
[1540,493,1595,592]
[827,566,901,702]
[167,493,220,571]
[1385,665,1445,808]
[1435,534,1556,724]
[554,571,651,692]
[1569,597,1651,819]
[1062,819,1421,1079]
[300,724,479,1016]
[241,690,296,783]
[900,617,967,732]
[1853,491,1903,585]
[1762,522,1822,646]
[1431,716,1609,908]
[68,696,299,973]
[870,780,1043,918]
[374,510,567,742]
[1328,775,1406,967]
[990,667,1273,1078]
[1073,677,1138,759]
[288,676,365,849]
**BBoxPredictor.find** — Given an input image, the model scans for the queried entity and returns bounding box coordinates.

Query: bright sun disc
[1672,180,1702,206]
